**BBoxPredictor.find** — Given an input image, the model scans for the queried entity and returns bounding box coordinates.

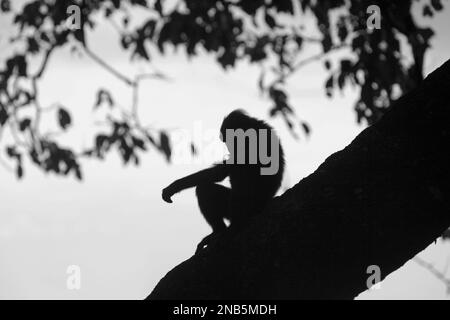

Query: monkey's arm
[162,164,228,203]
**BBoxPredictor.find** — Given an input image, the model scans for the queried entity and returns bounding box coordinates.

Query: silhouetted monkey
[162,110,284,253]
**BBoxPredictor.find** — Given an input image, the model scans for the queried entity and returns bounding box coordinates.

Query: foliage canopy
[0,0,444,179]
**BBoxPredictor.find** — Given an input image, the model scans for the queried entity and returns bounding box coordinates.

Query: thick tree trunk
[147,60,450,299]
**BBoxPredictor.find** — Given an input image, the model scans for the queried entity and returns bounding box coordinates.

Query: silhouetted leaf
[295,35,303,48]
[1,0,11,12]
[94,89,114,109]
[159,131,171,162]
[12,55,27,77]
[0,106,8,126]
[325,75,334,97]
[16,163,23,179]
[119,137,133,164]
[337,17,348,42]
[145,133,157,147]
[57,107,71,130]
[154,0,162,13]
[337,72,346,90]
[74,166,82,180]
[6,146,19,158]
[27,37,39,53]
[431,0,443,11]
[301,121,311,136]
[269,87,287,103]
[191,143,197,155]
[111,0,120,9]
[258,70,265,93]
[321,34,332,53]
[340,59,352,73]
[423,5,433,17]
[19,118,31,131]
[264,11,276,28]
[238,0,264,14]
[95,134,110,156]
[133,41,150,60]
[269,106,279,117]
[123,16,129,28]
[74,27,86,46]
[272,0,294,13]
[132,136,146,150]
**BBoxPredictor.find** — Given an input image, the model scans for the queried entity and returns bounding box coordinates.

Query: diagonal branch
[148,59,450,300]
[83,46,135,86]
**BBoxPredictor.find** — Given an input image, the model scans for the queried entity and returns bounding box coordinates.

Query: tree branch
[148,59,450,299]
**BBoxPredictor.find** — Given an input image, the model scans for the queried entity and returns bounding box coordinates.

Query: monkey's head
[220,109,279,157]
[220,109,284,175]
[220,109,256,142]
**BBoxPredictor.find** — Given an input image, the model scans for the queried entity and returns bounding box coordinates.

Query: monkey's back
[227,144,284,224]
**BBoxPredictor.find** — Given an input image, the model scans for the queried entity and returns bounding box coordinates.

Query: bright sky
[0,2,449,299]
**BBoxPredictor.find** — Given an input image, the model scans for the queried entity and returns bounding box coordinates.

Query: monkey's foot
[195,232,223,254]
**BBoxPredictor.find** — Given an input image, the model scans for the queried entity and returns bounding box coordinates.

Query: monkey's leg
[195,183,230,253]
[196,183,230,231]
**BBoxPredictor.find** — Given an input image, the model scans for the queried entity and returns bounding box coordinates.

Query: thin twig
[33,47,54,80]
[272,43,350,86]
[3,90,30,148]
[131,81,139,122]
[31,46,55,137]
[83,46,135,86]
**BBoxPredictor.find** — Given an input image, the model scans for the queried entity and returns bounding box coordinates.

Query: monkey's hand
[162,184,177,203]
